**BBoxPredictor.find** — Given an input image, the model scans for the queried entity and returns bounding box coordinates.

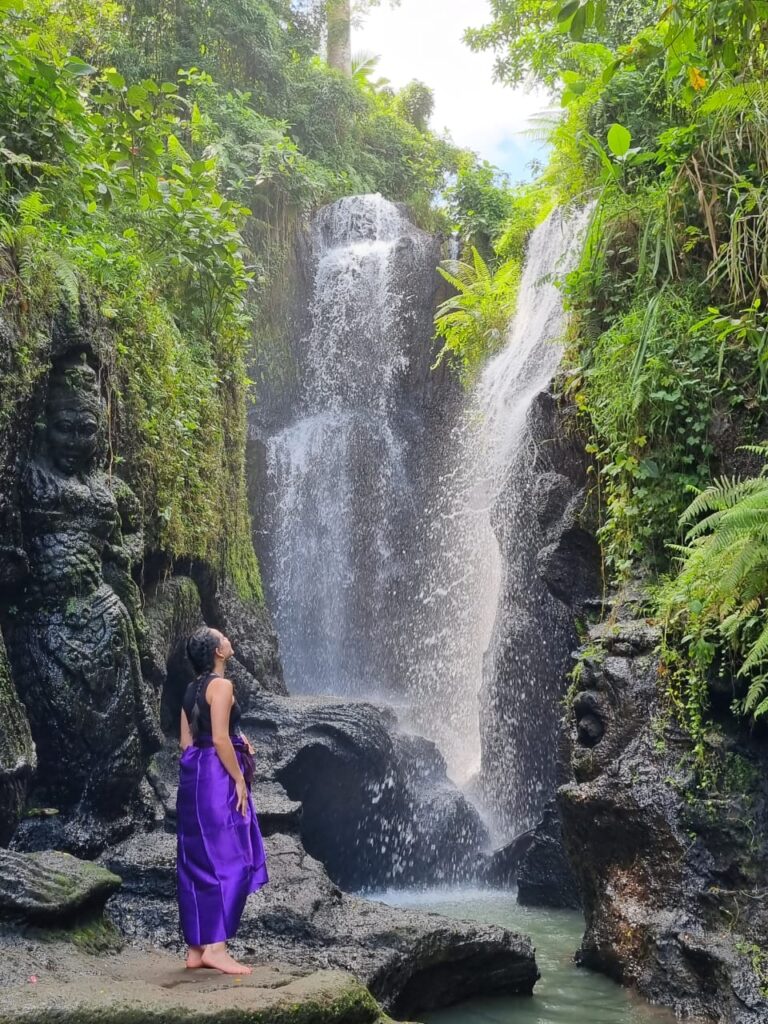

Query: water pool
[373,888,676,1024]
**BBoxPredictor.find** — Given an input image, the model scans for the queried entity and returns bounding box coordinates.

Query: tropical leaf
[662,451,768,720]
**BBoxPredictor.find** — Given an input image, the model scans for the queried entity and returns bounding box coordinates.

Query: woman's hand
[243,736,255,756]
[235,776,249,817]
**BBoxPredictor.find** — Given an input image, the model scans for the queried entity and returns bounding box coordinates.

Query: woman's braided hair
[186,627,221,738]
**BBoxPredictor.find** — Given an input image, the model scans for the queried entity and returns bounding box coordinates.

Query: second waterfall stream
[262,193,592,838]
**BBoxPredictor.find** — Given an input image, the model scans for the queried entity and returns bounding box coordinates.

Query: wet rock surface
[559,598,768,1024]
[243,694,489,890]
[0,849,120,923]
[479,831,535,888]
[105,829,538,1017]
[480,385,601,833]
[516,799,580,909]
[0,942,386,1024]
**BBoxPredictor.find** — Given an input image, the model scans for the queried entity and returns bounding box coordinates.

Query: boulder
[0,943,385,1024]
[243,693,489,889]
[0,848,120,923]
[559,600,768,1023]
[105,829,538,1018]
[479,831,535,887]
[516,799,580,909]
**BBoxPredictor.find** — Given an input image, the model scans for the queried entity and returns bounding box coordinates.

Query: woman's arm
[209,678,248,816]
[179,708,193,751]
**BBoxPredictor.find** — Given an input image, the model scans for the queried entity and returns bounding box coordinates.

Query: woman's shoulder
[205,675,234,698]
[207,675,232,686]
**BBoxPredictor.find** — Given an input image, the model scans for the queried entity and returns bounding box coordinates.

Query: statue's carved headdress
[46,352,102,417]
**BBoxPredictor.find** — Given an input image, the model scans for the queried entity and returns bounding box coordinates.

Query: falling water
[473,206,594,833]
[403,207,592,807]
[263,195,591,835]
[264,195,437,699]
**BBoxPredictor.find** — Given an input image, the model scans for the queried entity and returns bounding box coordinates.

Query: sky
[354,0,552,182]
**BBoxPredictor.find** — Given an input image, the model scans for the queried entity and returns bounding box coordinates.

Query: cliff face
[559,597,768,1023]
[480,384,601,832]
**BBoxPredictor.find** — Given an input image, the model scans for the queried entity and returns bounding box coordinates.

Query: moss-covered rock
[0,849,121,923]
[0,952,387,1024]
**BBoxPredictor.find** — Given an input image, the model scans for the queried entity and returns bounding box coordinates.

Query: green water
[374,889,675,1024]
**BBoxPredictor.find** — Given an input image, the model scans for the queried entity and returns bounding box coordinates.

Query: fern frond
[681,476,767,526]
[700,82,768,116]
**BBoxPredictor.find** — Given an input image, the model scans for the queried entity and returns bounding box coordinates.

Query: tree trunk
[327,0,352,76]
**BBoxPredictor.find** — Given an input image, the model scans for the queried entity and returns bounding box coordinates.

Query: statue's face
[47,407,99,475]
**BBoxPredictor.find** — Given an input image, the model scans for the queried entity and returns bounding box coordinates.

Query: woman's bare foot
[201,943,252,975]
[185,945,205,969]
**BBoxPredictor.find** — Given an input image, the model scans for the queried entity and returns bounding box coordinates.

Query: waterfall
[473,206,594,835]
[263,195,438,700]
[402,207,593,804]
[262,193,590,836]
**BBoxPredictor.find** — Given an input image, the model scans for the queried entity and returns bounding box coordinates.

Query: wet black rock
[0,849,120,923]
[516,799,580,909]
[106,829,539,1018]
[193,569,286,699]
[480,385,600,833]
[100,831,177,901]
[479,831,535,887]
[245,693,489,890]
[559,600,768,1024]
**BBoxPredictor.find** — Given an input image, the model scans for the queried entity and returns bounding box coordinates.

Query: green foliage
[659,449,768,724]
[433,248,520,384]
[570,277,727,575]
[444,157,515,259]
[736,940,768,999]
[465,0,655,88]
[473,0,768,747]
[493,182,553,262]
[394,81,435,131]
[80,0,456,216]
[0,0,482,603]
[0,1,261,597]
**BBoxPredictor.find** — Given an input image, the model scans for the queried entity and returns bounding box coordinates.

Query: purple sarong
[176,735,268,946]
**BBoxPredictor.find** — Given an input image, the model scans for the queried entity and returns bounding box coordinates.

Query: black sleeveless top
[182,672,242,737]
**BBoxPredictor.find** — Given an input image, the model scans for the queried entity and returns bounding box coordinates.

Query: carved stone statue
[3,351,162,835]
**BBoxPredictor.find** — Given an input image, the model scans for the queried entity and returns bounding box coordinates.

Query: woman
[177,626,268,975]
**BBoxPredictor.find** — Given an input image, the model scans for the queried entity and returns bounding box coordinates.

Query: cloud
[354,0,551,180]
